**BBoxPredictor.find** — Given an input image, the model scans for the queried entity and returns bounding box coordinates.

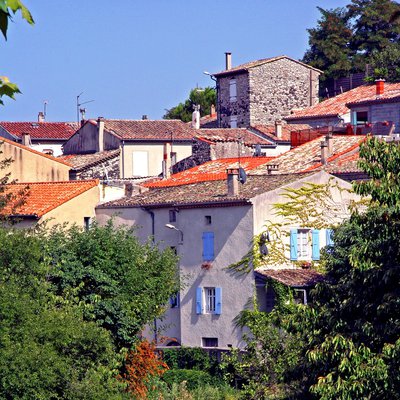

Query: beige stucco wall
[1,141,70,182]
[121,143,192,178]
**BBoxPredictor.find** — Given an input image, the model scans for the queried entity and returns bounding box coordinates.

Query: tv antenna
[43,100,48,119]
[76,92,94,125]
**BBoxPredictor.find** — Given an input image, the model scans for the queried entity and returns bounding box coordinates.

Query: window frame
[229,78,237,102]
[204,287,216,314]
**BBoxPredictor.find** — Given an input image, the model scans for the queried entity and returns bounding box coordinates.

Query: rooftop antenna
[43,100,48,119]
[76,92,94,125]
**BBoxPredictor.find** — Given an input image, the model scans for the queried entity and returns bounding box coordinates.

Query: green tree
[43,221,179,349]
[164,86,216,122]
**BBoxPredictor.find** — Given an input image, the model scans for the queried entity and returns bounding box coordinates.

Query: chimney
[142,115,148,120]
[38,112,45,122]
[210,104,216,116]
[275,120,283,138]
[227,167,239,196]
[266,164,279,175]
[124,182,133,197]
[162,142,172,178]
[21,133,31,146]
[97,117,105,152]
[225,52,232,70]
[326,132,333,155]
[191,105,200,129]
[320,141,328,165]
[376,79,385,96]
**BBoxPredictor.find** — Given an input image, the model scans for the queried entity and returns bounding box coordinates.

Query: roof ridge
[8,179,99,186]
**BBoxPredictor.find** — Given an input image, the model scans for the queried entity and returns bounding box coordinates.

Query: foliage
[303,0,400,86]
[164,86,216,122]
[162,369,217,391]
[365,43,400,82]
[41,220,179,349]
[162,346,217,371]
[118,339,168,399]
[0,227,127,399]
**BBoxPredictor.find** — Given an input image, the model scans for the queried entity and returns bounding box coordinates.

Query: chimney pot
[376,79,385,96]
[225,52,232,70]
[227,167,239,196]
[142,115,148,120]
[320,141,328,165]
[38,112,45,123]
[326,132,333,155]
[275,120,283,138]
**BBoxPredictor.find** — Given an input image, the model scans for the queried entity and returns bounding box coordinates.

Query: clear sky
[1,0,349,123]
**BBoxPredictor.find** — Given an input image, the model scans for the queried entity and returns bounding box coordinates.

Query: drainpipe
[121,140,125,179]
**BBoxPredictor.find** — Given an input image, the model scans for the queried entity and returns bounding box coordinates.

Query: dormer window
[229,78,237,102]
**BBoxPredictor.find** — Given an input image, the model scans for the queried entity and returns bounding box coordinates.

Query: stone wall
[217,58,320,128]
[72,155,120,180]
[248,58,319,125]
[286,116,343,128]
[212,141,253,159]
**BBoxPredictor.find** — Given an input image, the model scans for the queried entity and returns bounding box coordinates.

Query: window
[196,286,222,315]
[169,210,177,223]
[84,217,91,231]
[229,78,237,102]
[202,231,214,261]
[230,115,238,128]
[351,110,369,125]
[290,229,320,261]
[294,289,307,305]
[202,337,218,348]
[132,151,149,177]
[170,292,180,308]
[170,246,177,255]
[205,215,212,225]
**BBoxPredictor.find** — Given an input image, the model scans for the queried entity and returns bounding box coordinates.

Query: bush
[162,347,214,371]
[162,369,216,390]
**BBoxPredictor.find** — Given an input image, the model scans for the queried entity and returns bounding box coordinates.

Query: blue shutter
[196,287,203,314]
[326,229,334,247]
[202,232,215,261]
[290,229,298,260]
[312,230,320,260]
[215,287,222,315]
[351,111,357,126]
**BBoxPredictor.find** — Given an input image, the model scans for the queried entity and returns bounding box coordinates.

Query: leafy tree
[43,221,179,349]
[164,86,216,122]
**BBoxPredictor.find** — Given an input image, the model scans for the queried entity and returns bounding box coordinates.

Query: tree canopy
[164,86,216,123]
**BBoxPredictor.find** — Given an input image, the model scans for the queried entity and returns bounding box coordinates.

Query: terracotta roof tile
[255,268,325,287]
[0,137,71,167]
[99,173,313,209]
[251,123,312,142]
[286,83,400,120]
[251,135,364,175]
[144,156,275,188]
[213,55,322,77]
[199,113,218,128]
[2,180,98,218]
[346,88,400,107]
[0,121,78,140]
[89,119,195,141]
[196,128,272,145]
[58,149,120,171]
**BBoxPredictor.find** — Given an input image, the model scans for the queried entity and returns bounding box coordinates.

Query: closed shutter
[196,287,203,314]
[290,229,298,260]
[202,232,215,261]
[215,287,222,315]
[312,229,320,260]
[326,229,334,247]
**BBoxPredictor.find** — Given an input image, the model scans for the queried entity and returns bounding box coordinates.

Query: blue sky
[1,0,349,122]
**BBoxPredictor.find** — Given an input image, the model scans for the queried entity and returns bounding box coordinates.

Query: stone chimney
[326,132,333,155]
[124,182,133,197]
[225,52,232,70]
[275,120,283,139]
[97,117,105,152]
[227,167,239,196]
[21,133,31,146]
[320,140,329,165]
[376,79,385,96]
[38,112,45,122]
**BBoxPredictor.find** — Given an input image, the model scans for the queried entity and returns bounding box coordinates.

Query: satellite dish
[254,144,262,157]
[238,167,247,184]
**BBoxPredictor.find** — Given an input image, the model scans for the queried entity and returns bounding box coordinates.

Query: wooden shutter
[202,232,215,261]
[196,287,203,314]
[290,229,298,260]
[312,229,320,260]
[215,287,222,315]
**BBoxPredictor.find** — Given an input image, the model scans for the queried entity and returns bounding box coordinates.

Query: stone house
[211,54,321,128]
[96,169,357,350]
[62,119,194,178]
[286,80,400,130]
[0,137,71,182]
[3,180,99,229]
[0,120,78,156]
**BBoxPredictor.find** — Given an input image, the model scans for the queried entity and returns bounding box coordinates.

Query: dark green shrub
[162,369,216,390]
[162,346,216,371]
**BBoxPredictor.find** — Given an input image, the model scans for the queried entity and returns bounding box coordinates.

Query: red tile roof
[0,122,78,140]
[251,123,312,142]
[196,128,272,145]
[256,268,325,287]
[89,119,195,141]
[213,55,322,77]
[251,135,364,175]
[0,136,71,167]
[199,113,218,128]
[346,88,400,107]
[144,156,275,188]
[2,180,98,218]
[286,83,400,120]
